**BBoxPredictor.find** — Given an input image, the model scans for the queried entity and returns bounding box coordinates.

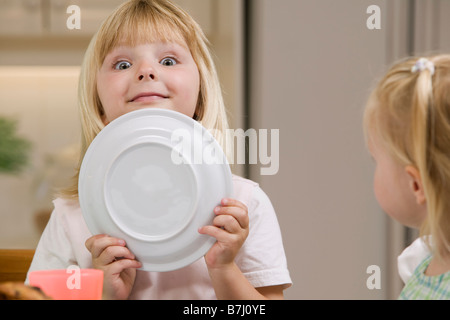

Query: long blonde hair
[364,54,450,260]
[62,0,230,198]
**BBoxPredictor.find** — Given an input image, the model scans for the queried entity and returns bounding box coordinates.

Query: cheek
[373,169,385,208]
[96,73,111,106]
[373,167,394,216]
[171,71,200,113]
[178,73,199,98]
[373,165,411,224]
[96,73,127,118]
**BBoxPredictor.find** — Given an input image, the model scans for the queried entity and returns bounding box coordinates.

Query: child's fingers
[85,234,107,250]
[107,258,142,275]
[199,225,230,243]
[85,234,127,260]
[200,210,247,241]
[215,199,249,229]
[212,214,242,234]
[97,245,136,266]
[221,198,247,210]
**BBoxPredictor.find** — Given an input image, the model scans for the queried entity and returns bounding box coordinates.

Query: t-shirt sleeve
[234,185,292,289]
[25,199,84,283]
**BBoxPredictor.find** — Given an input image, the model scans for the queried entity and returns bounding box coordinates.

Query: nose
[137,62,157,81]
[138,73,155,81]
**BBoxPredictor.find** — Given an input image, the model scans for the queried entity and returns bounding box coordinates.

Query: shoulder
[232,175,259,198]
[231,175,271,210]
[51,197,82,222]
[232,174,259,190]
[53,197,81,213]
[231,175,277,225]
[398,255,449,300]
[50,197,88,235]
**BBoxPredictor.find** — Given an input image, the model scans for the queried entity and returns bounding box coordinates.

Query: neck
[425,250,450,276]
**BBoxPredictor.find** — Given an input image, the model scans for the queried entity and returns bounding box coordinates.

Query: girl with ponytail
[364,55,450,299]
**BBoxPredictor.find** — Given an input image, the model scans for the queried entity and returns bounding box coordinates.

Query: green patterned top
[399,255,450,300]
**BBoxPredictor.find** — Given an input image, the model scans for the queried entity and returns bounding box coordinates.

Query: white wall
[249,0,389,299]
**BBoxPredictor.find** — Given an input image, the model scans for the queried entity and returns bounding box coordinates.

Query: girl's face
[97,41,200,124]
[368,135,427,228]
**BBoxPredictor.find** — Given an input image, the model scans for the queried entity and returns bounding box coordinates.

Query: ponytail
[364,55,450,260]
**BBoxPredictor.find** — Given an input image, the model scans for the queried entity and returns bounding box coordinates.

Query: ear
[404,165,426,205]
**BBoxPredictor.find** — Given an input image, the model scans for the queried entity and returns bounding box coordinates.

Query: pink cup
[28,268,103,300]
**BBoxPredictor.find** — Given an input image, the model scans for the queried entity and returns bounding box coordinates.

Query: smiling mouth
[129,93,167,103]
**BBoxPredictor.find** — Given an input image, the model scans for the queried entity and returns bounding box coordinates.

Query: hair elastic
[411,57,435,76]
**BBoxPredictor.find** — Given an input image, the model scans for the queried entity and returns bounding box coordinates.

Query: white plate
[79,108,233,272]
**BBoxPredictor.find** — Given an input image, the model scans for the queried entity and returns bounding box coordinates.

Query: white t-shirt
[26,175,292,299]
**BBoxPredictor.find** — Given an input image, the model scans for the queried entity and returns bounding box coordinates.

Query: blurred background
[1,0,450,299]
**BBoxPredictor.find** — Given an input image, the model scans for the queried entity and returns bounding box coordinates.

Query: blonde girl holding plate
[27,0,291,300]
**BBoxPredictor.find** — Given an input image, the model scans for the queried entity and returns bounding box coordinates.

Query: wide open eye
[114,61,132,70]
[160,57,177,66]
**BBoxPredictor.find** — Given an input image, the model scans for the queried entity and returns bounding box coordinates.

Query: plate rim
[78,108,233,272]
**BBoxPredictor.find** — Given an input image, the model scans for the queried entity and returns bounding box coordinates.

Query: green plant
[0,116,31,174]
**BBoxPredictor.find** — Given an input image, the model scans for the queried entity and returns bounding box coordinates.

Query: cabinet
[0,0,125,36]
[0,0,212,37]
[49,0,125,36]
[0,0,42,36]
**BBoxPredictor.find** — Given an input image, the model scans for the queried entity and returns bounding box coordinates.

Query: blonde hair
[62,0,230,198]
[364,54,450,260]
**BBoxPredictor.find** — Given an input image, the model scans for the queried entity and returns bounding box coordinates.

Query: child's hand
[85,234,141,300]
[198,198,249,269]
